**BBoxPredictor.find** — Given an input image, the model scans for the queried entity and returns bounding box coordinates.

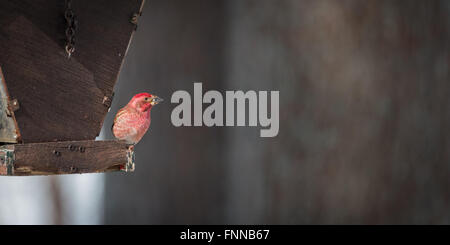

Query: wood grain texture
[5,140,131,176]
[0,0,144,143]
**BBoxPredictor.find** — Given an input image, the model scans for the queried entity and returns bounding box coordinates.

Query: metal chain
[64,0,78,58]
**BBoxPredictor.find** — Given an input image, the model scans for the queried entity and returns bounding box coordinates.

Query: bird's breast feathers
[113,107,151,144]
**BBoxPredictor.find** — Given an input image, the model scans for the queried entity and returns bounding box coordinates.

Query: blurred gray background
[103,0,450,224]
[1,0,449,224]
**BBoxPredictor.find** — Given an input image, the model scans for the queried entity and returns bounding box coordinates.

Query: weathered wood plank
[0,140,134,176]
[0,0,144,143]
[0,16,104,143]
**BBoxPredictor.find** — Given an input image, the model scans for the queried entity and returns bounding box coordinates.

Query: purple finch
[112,93,163,145]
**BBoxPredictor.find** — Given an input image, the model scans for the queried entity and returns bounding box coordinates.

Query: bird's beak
[151,96,163,105]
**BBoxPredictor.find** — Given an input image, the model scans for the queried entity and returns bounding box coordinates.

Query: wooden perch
[0,140,134,176]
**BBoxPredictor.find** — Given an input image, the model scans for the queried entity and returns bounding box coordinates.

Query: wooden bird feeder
[0,0,145,175]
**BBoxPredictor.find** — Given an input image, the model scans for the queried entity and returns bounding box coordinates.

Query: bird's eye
[144,97,149,101]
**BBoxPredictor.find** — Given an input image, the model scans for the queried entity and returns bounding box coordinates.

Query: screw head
[68,145,77,151]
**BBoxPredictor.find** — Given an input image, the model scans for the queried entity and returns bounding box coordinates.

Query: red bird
[112,93,163,145]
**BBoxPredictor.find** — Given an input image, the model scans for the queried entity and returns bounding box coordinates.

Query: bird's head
[129,92,163,112]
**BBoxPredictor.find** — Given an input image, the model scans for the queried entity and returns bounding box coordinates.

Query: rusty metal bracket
[102,92,115,111]
[6,98,19,116]
[130,12,141,25]
[123,146,135,172]
[130,0,145,31]
[0,147,15,175]
[130,12,141,31]
[0,66,21,143]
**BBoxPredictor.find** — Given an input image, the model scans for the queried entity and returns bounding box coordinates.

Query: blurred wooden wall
[105,0,450,224]
[225,0,450,224]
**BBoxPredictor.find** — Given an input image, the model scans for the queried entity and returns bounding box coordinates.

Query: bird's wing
[114,107,128,124]
[112,107,141,143]
[112,107,128,135]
